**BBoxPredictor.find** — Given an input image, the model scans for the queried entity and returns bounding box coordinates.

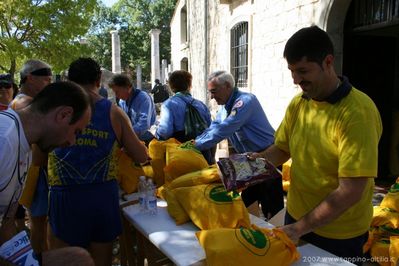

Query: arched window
[230,21,248,88]
[180,57,188,71]
[180,6,188,44]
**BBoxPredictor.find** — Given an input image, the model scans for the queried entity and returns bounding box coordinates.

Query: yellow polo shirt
[275,88,382,239]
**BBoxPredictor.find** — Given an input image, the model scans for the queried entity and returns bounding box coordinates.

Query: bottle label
[148,199,157,209]
[139,196,145,206]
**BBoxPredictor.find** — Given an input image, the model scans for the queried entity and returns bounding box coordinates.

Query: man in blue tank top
[47,58,148,266]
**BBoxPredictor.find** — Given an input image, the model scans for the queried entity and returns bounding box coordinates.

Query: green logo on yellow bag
[236,227,270,256]
[206,184,233,203]
[389,183,399,193]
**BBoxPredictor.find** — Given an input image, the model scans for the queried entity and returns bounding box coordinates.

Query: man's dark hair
[168,70,192,93]
[283,26,334,66]
[108,74,132,87]
[30,81,90,124]
[68,57,101,85]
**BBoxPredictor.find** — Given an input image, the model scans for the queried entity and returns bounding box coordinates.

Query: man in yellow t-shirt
[249,26,382,264]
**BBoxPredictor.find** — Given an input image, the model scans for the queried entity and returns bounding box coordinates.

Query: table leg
[120,214,138,266]
[135,230,146,266]
[120,200,139,266]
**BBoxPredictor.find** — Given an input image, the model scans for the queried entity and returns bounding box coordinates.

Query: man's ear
[95,78,101,88]
[55,106,73,124]
[324,54,335,68]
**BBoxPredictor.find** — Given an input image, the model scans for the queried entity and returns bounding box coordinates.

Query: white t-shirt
[0,109,31,223]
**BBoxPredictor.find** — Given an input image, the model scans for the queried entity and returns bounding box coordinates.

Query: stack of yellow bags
[157,141,300,266]
[364,178,399,266]
[116,137,300,265]
[282,159,292,192]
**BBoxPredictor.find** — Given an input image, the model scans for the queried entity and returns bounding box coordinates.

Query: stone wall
[171,0,337,128]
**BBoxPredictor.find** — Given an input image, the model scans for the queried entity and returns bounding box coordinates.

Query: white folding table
[121,200,355,266]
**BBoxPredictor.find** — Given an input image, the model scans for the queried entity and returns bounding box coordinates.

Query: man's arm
[246,144,290,167]
[132,95,154,136]
[150,85,159,94]
[9,95,33,110]
[155,103,174,140]
[195,103,252,151]
[111,105,148,163]
[259,144,290,167]
[280,177,368,243]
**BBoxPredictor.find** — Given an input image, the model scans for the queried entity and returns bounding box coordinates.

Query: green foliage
[0,0,97,78]
[87,0,176,82]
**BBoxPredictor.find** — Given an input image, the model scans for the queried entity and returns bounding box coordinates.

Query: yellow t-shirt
[275,87,382,239]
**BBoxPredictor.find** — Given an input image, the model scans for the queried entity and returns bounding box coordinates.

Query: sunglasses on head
[0,83,12,89]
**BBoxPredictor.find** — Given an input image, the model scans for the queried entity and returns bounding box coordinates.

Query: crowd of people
[0,26,382,266]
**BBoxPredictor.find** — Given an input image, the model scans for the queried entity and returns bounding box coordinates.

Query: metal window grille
[353,0,399,27]
[230,22,248,88]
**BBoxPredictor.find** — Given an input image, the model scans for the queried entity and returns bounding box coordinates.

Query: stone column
[161,59,168,84]
[149,29,161,88]
[136,65,142,89]
[110,30,121,73]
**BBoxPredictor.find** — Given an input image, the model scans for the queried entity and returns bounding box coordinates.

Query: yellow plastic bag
[19,165,40,208]
[370,238,391,266]
[168,165,220,189]
[161,187,190,225]
[148,138,180,186]
[372,206,399,228]
[164,143,208,184]
[281,160,291,192]
[142,164,154,179]
[390,236,399,266]
[156,185,166,199]
[380,184,399,211]
[174,183,250,229]
[116,149,145,194]
[364,227,379,253]
[196,225,300,266]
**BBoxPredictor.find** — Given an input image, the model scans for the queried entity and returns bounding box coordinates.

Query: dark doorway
[343,3,399,179]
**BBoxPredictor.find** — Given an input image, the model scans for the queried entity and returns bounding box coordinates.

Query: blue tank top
[48,99,119,186]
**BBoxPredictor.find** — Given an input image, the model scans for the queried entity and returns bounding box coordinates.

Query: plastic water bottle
[138,176,147,213]
[146,179,157,215]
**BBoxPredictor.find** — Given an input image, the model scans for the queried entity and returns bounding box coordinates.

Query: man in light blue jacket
[109,74,156,145]
[195,70,283,219]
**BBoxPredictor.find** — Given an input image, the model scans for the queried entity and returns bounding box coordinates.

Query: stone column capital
[149,29,161,36]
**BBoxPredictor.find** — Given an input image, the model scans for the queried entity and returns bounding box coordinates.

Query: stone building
[170,0,399,179]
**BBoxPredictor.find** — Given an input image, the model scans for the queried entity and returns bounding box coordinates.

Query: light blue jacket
[119,88,156,141]
[195,89,275,153]
[155,92,211,140]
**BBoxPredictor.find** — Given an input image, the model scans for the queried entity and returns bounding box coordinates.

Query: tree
[0,0,97,78]
[86,4,120,71]
[87,0,176,82]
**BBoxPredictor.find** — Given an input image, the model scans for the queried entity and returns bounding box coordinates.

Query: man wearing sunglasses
[9,59,53,258]
[0,74,14,111]
[11,60,52,110]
